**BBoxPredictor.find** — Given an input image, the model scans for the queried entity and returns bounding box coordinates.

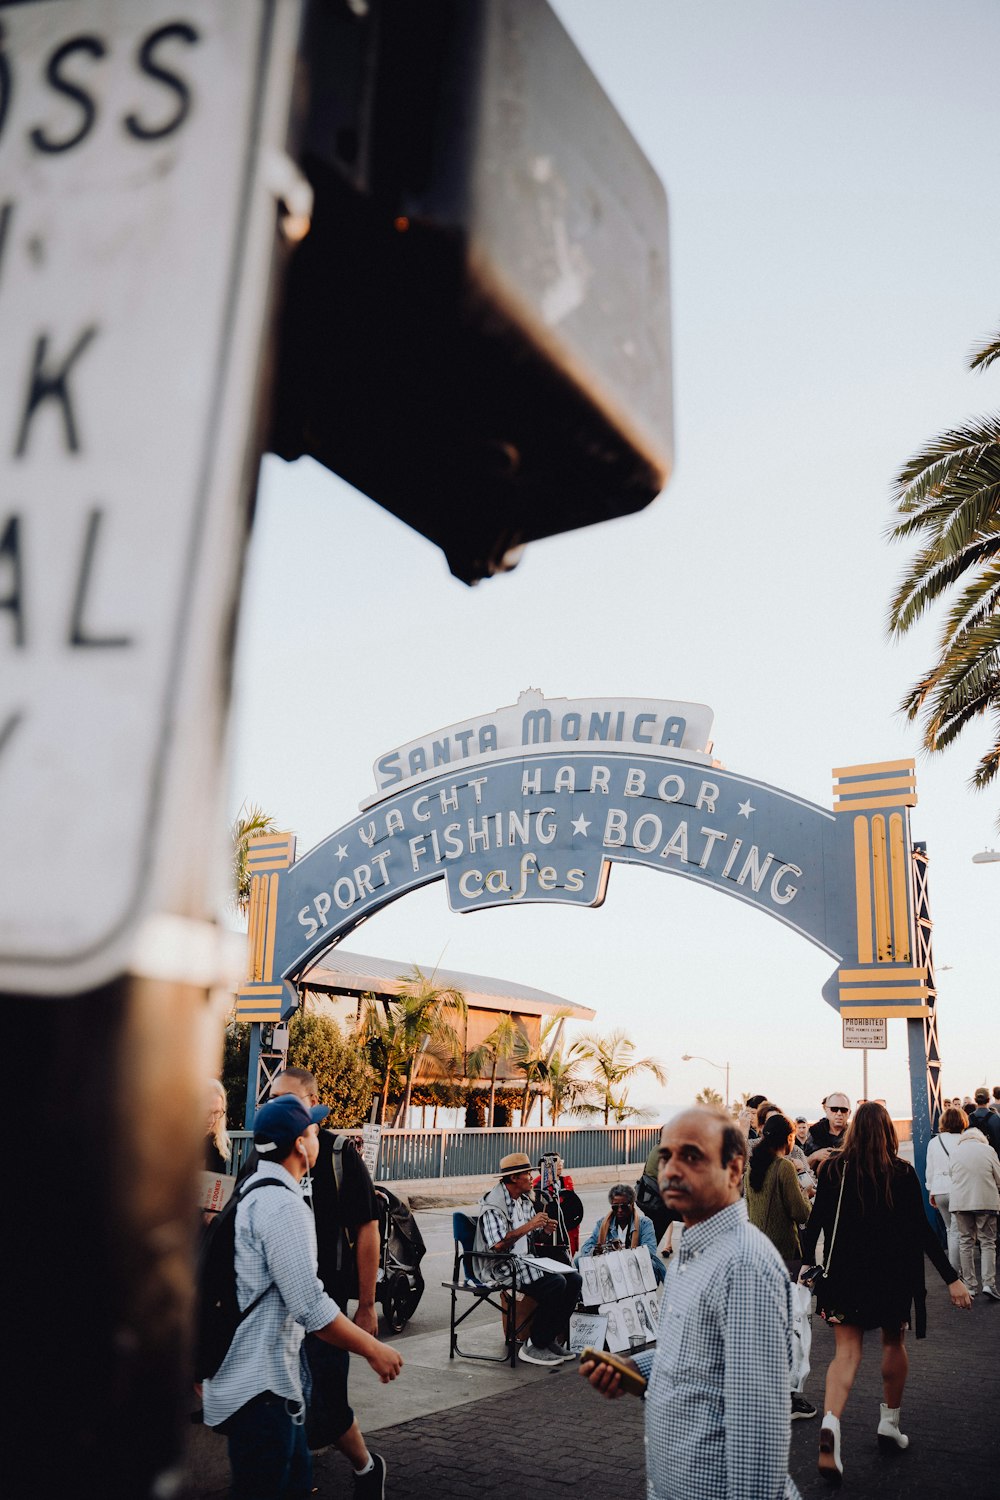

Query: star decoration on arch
[737,799,755,819]
[335,843,349,861]
[571,813,591,836]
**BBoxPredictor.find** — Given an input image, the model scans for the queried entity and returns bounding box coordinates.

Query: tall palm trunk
[488,1058,498,1126]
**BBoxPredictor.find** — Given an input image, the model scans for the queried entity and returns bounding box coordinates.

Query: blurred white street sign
[0,0,303,993]
[361,1123,382,1178]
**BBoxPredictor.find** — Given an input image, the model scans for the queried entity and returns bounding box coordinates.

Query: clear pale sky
[228,0,1000,1123]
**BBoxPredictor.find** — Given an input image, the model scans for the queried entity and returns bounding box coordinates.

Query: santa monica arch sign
[239,690,942,1159]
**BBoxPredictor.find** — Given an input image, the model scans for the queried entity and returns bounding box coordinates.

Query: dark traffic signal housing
[270,0,672,584]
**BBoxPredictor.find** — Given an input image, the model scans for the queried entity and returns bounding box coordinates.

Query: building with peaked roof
[299,948,595,1081]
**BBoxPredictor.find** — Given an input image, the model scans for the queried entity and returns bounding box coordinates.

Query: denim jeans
[525,1269,583,1346]
[226,1391,313,1500]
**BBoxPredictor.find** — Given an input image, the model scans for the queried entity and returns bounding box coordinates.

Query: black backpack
[195,1176,294,1382]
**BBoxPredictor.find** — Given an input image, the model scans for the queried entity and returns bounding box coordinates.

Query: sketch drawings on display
[579,1252,659,1347]
[580,1258,603,1308]
[622,1248,646,1294]
[606,1253,630,1300]
[621,1246,657,1294]
[568,1311,608,1354]
[635,1292,658,1341]
[596,1258,618,1304]
[600,1301,631,1354]
[619,1298,641,1343]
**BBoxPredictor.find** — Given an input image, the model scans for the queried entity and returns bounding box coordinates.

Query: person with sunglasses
[805,1095,852,1171]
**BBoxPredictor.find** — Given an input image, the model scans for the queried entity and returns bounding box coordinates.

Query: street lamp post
[682,1053,731,1108]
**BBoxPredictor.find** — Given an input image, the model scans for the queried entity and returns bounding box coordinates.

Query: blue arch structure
[238,746,942,1189]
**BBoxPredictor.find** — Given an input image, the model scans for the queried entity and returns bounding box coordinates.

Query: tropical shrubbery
[222,1010,376,1128]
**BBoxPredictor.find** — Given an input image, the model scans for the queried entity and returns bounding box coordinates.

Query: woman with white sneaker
[799,1102,971,1484]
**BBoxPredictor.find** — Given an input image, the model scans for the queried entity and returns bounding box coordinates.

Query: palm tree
[729,1089,753,1119]
[512,1028,550,1126]
[576,1028,667,1126]
[359,994,408,1124]
[545,1040,592,1124]
[510,1013,575,1124]
[695,1085,724,1108]
[607,1090,655,1124]
[231,802,281,916]
[392,966,467,1128]
[466,1013,524,1126]
[887,327,1000,819]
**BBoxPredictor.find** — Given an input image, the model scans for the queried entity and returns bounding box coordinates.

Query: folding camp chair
[444,1211,534,1367]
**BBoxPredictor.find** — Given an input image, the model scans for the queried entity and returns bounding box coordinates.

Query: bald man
[581,1108,801,1500]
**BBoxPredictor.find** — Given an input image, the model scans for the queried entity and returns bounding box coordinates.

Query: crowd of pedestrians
[196,1076,999,1499]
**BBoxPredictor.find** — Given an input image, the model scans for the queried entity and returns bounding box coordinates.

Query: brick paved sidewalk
[310,1279,997,1497]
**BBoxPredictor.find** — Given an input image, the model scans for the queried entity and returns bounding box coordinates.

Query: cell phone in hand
[580,1346,647,1397]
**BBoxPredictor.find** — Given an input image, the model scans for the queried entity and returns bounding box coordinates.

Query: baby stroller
[374,1184,426,1333]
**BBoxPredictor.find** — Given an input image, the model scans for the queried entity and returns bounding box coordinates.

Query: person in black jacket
[804,1092,851,1170]
[265,1070,386,1498]
[800,1102,971,1484]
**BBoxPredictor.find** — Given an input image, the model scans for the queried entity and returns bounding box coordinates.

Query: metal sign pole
[0,4,306,1491]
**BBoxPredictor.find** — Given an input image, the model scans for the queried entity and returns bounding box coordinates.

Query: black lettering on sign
[0,200,12,292]
[0,514,24,646]
[0,709,23,764]
[29,35,106,155]
[0,23,11,144]
[15,325,98,458]
[125,23,200,142]
[69,508,133,648]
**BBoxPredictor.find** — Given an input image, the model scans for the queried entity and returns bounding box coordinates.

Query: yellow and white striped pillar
[236,831,297,1022]
[832,760,930,1019]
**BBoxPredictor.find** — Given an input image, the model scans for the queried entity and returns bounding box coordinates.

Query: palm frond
[886,334,1000,815]
[231,801,282,914]
[969,329,1000,373]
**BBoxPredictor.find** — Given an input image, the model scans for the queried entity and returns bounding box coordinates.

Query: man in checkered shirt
[473,1150,583,1366]
[582,1108,801,1500]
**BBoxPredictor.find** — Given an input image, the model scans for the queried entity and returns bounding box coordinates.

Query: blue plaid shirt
[202,1162,340,1427]
[633,1200,801,1500]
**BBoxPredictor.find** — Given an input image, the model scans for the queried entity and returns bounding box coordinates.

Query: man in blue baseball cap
[201,1095,402,1499]
[254,1093,330,1155]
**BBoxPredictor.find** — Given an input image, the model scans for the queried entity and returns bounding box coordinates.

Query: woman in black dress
[800,1101,971,1482]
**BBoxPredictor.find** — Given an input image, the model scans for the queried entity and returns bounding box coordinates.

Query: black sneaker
[354,1453,386,1499]
[791,1393,818,1420]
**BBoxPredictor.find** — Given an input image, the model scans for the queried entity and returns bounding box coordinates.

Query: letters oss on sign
[0,2,299,992]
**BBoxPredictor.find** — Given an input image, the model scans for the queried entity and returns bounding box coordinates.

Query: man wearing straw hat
[473,1151,583,1366]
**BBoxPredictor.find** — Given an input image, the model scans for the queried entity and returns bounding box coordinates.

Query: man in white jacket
[948,1122,1000,1301]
